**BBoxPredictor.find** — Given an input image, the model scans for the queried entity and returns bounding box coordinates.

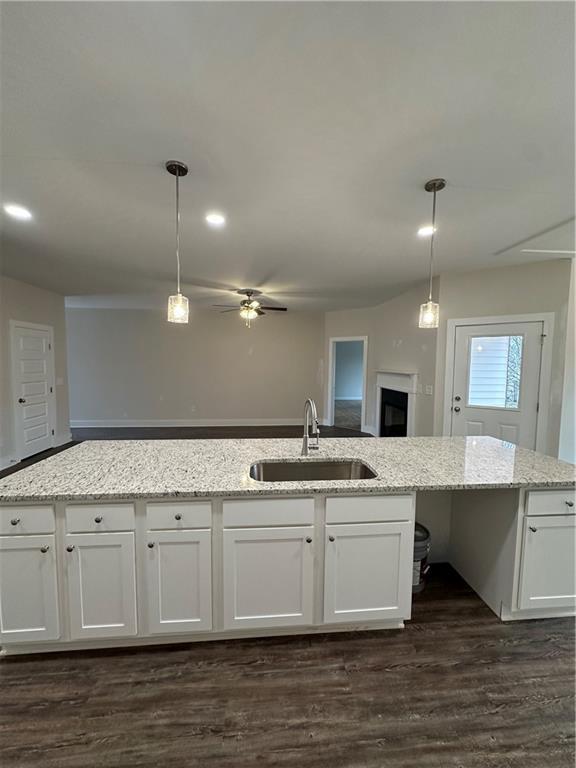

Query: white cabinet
[518,515,576,611]
[0,535,60,642]
[65,532,137,639]
[223,526,314,630]
[146,529,212,634]
[324,522,414,623]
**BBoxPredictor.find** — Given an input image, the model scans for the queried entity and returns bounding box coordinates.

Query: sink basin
[249,459,377,482]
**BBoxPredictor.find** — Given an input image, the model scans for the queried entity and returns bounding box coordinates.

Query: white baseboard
[69,418,305,428]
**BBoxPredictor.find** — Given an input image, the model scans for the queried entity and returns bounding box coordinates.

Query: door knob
[18,398,26,404]
[454,395,461,402]
[453,406,461,413]
[305,537,313,544]
[66,545,75,552]
[40,545,50,553]
[328,535,335,542]
[147,542,155,548]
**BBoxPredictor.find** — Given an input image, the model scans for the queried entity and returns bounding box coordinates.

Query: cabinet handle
[94,516,103,524]
[40,545,49,553]
[174,514,182,521]
[529,526,537,533]
[305,537,312,544]
[66,545,75,552]
[328,535,335,542]
[147,542,155,548]
[565,500,574,508]
[10,518,20,526]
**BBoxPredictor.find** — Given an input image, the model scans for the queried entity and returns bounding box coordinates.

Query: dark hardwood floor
[1,565,573,768]
[0,425,372,479]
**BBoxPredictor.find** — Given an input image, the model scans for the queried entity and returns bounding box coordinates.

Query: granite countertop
[0,436,574,503]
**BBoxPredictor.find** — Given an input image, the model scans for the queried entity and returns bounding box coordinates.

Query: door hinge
[50,386,53,393]
[51,429,54,436]
[536,402,540,413]
[48,343,52,350]
[540,334,547,345]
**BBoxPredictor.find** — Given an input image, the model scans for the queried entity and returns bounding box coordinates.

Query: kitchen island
[0,436,574,655]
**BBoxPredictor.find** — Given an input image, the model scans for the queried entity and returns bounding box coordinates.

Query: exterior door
[11,323,55,459]
[0,535,60,642]
[223,526,314,630]
[324,522,414,623]
[146,529,212,634]
[66,532,137,639]
[450,321,543,448]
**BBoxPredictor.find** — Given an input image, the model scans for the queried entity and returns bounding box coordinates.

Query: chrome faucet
[302,398,320,456]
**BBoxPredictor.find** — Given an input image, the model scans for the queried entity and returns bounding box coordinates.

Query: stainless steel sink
[249,459,377,482]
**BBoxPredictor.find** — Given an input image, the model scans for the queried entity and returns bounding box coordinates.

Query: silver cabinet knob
[147,542,155,548]
[565,500,574,508]
[529,526,537,533]
[454,395,461,402]
[94,516,103,524]
[305,537,312,544]
[328,535,335,542]
[453,406,461,413]
[66,545,75,552]
[174,513,182,521]
[40,545,50,553]
[10,518,20,526]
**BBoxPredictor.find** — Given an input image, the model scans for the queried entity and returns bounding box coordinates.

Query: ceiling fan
[212,289,288,327]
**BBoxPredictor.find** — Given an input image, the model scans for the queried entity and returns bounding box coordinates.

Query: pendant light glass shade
[418,178,445,329]
[167,293,189,323]
[418,299,439,329]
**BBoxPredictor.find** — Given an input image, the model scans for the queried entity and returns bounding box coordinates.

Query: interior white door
[450,321,543,448]
[0,535,60,642]
[66,532,137,639]
[223,526,314,630]
[146,529,212,634]
[518,515,576,610]
[11,323,55,459]
[324,522,414,623]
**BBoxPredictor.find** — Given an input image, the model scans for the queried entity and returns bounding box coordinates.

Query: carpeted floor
[334,399,362,430]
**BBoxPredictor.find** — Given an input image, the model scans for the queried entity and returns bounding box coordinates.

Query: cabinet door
[146,529,212,634]
[223,526,314,630]
[518,515,576,610]
[66,532,137,639]
[324,522,414,623]
[0,535,60,642]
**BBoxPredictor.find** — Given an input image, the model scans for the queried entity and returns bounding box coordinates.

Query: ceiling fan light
[240,307,259,321]
[418,300,439,329]
[167,293,189,323]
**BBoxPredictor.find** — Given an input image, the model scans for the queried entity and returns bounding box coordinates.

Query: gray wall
[334,340,364,399]
[0,276,71,466]
[559,260,575,463]
[66,307,324,424]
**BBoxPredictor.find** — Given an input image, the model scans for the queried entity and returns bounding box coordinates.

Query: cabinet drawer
[147,502,211,530]
[223,498,314,527]
[66,504,135,533]
[326,495,415,524]
[525,489,575,516]
[0,506,55,535]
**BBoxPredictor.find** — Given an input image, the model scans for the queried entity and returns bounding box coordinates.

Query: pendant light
[166,160,189,323]
[418,178,446,329]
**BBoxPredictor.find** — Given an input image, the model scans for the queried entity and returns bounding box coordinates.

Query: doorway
[327,337,368,432]
[10,321,56,460]
[443,315,554,450]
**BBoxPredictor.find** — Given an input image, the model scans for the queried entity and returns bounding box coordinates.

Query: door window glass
[467,335,523,408]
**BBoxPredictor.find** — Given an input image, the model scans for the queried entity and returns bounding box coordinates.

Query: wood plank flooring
[1,565,573,768]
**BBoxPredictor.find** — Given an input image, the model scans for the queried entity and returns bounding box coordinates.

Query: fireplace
[380,388,408,437]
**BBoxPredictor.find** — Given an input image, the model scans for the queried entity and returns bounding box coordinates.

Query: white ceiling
[1,2,574,310]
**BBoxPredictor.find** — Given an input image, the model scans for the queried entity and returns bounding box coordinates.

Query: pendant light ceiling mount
[166,160,190,324]
[418,177,447,329]
[424,178,446,194]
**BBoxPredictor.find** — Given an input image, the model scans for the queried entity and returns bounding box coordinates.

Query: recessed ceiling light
[3,203,33,221]
[417,225,436,238]
[205,211,226,228]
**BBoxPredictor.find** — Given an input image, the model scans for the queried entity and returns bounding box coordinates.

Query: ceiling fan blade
[212,304,238,308]
[219,308,239,313]
[259,306,288,311]
[256,308,266,316]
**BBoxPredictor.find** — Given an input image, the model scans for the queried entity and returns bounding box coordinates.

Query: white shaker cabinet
[223,526,314,630]
[324,521,414,623]
[518,515,576,611]
[65,532,137,639]
[0,535,60,642]
[146,529,212,634]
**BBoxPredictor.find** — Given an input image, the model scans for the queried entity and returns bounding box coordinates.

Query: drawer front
[326,495,415,524]
[146,502,212,530]
[223,498,315,527]
[66,504,135,533]
[0,506,55,535]
[526,489,576,517]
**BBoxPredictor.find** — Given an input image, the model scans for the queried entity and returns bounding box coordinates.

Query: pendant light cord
[428,187,437,302]
[175,169,181,295]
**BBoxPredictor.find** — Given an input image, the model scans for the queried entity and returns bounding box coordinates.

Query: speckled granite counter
[0,436,574,503]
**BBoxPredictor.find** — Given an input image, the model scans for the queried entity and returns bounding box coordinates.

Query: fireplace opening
[380,388,408,437]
